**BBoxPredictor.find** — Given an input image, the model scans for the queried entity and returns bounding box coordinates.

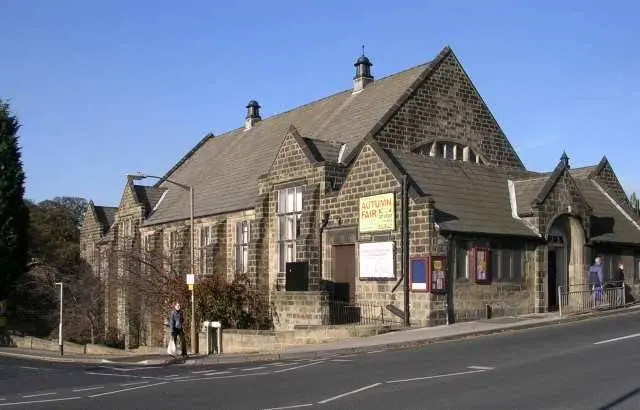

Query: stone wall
[220,326,384,354]
[374,50,524,169]
[271,291,329,331]
[257,131,324,292]
[323,144,406,317]
[535,166,591,238]
[594,161,636,214]
[443,236,537,323]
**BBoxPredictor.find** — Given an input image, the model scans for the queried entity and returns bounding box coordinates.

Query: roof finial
[362,44,365,56]
[560,151,569,168]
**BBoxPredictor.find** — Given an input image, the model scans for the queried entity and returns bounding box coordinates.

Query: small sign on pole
[186,274,195,285]
[188,284,194,291]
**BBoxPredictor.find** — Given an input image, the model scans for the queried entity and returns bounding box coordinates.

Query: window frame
[200,225,214,275]
[276,186,303,273]
[235,220,250,274]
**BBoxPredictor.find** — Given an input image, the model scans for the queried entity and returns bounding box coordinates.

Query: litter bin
[200,321,222,355]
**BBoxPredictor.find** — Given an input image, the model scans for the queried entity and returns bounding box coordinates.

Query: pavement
[2,304,638,367]
[2,307,640,408]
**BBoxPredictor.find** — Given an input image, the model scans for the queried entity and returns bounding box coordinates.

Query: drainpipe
[392,174,408,294]
[391,174,411,327]
[318,212,330,287]
[402,174,411,327]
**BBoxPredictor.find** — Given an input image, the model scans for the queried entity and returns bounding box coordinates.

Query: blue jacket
[170,310,183,330]
[589,264,604,286]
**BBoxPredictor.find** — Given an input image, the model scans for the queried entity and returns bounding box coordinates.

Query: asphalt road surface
[3,310,640,409]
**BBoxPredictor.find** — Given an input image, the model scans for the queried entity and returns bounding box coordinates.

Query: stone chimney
[245,100,261,130]
[353,48,374,94]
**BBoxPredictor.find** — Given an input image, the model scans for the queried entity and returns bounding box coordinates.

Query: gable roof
[390,150,537,237]
[144,54,440,225]
[573,176,640,245]
[133,185,167,215]
[94,205,117,233]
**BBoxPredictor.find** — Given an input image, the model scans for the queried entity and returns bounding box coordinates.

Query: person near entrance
[169,302,188,357]
[614,262,626,306]
[588,257,604,304]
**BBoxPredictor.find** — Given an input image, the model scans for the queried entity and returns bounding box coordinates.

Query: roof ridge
[158,60,435,186]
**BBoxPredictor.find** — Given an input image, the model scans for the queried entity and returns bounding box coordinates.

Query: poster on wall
[410,258,427,291]
[359,193,395,233]
[359,241,395,279]
[473,247,491,283]
[429,256,447,293]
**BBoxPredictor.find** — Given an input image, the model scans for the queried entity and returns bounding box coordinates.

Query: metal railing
[323,301,402,327]
[558,281,626,317]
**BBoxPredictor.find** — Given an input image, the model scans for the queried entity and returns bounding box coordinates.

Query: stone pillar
[249,194,270,296]
[567,217,587,308]
[297,184,321,290]
[534,245,547,313]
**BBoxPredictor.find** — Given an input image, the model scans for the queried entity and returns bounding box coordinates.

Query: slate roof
[133,185,167,216]
[94,205,117,233]
[573,176,640,245]
[390,150,538,237]
[512,177,546,216]
[145,61,432,225]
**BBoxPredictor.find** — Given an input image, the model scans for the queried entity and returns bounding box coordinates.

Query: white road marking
[0,399,4,401]
[86,372,155,379]
[200,371,231,376]
[594,333,640,345]
[192,369,222,374]
[242,366,267,371]
[164,376,193,381]
[104,366,162,372]
[72,386,104,392]
[274,361,324,374]
[262,404,313,410]
[22,392,56,398]
[0,397,81,407]
[386,368,490,384]
[271,362,290,367]
[366,350,385,354]
[163,374,182,378]
[120,381,150,387]
[467,366,495,370]
[317,382,381,404]
[89,381,168,398]
[19,366,39,370]
[177,372,270,382]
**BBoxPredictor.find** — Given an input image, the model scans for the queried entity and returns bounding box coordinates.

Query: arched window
[414,140,484,164]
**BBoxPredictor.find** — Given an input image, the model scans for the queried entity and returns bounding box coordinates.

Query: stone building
[80,46,640,345]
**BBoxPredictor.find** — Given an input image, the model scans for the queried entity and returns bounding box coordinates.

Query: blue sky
[1,1,638,206]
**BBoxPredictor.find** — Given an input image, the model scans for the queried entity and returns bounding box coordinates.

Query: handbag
[167,338,176,356]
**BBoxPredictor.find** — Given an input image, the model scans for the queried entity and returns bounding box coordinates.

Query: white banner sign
[358,241,395,279]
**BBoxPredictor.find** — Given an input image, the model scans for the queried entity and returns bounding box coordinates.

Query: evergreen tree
[0,100,29,301]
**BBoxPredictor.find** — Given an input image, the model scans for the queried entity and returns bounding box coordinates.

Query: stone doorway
[332,244,356,303]
[545,215,586,312]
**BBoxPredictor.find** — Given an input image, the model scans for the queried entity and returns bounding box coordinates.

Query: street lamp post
[128,173,197,355]
[55,282,63,356]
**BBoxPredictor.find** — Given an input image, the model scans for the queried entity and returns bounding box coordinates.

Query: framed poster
[428,255,447,293]
[472,247,491,284]
[358,241,395,279]
[410,258,428,291]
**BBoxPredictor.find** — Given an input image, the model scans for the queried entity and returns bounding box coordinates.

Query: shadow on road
[597,386,640,409]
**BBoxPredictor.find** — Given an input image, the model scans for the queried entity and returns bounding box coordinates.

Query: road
[2,310,640,409]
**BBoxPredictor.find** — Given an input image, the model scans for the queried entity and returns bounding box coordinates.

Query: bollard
[486,304,492,320]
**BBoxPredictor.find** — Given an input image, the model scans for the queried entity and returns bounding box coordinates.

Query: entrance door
[332,245,356,303]
[548,250,558,311]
